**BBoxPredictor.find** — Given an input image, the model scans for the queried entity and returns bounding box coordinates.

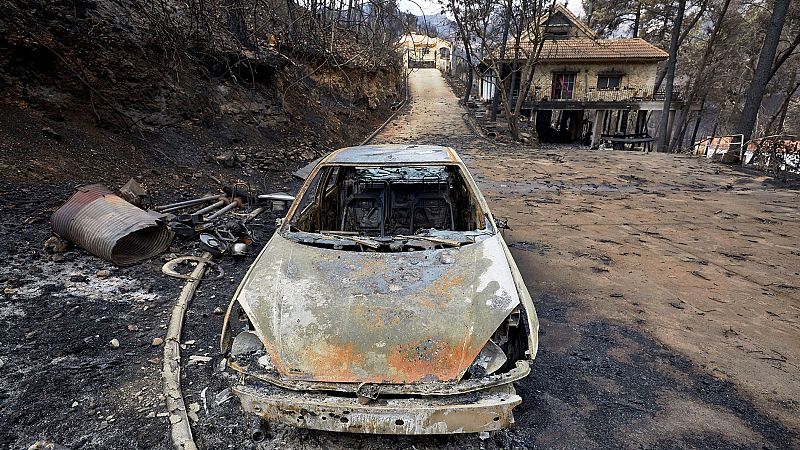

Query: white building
[398,33,452,72]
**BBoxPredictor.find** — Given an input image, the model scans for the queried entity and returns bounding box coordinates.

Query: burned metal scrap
[51,184,174,266]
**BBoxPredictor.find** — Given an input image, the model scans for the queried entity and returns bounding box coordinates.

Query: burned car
[221,145,538,436]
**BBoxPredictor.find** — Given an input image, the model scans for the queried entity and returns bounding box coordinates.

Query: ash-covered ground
[2,69,799,450]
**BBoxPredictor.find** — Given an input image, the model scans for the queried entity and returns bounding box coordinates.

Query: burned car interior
[287,164,488,249]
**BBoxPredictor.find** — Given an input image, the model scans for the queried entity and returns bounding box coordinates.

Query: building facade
[477,5,684,148]
[399,33,452,73]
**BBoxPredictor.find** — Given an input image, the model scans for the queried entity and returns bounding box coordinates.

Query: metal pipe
[205,201,238,220]
[243,206,266,224]
[250,417,268,443]
[51,185,174,266]
[193,200,226,216]
[156,195,220,212]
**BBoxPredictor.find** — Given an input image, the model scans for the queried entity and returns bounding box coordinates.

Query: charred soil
[0,1,401,449]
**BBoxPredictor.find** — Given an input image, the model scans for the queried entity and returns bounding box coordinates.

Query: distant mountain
[413,13,455,39]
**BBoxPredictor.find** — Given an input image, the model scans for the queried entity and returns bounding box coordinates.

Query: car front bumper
[233,381,522,434]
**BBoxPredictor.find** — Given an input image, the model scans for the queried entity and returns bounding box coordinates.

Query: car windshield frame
[279,160,499,249]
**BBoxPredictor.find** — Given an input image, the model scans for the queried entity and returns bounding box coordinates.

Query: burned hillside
[0,0,404,185]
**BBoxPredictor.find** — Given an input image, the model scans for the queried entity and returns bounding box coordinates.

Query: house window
[544,26,569,39]
[439,47,450,59]
[551,72,576,100]
[597,75,622,90]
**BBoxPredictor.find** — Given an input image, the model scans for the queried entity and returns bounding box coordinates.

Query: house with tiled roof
[399,33,452,72]
[477,4,678,148]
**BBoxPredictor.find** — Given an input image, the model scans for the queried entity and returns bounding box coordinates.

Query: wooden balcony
[510,84,683,111]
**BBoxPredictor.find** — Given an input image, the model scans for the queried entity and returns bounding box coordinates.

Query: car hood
[232,233,520,384]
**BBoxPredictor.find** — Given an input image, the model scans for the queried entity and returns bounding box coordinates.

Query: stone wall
[526,62,659,100]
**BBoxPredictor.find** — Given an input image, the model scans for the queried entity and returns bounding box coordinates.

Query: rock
[118,178,148,208]
[51,254,66,263]
[213,306,224,315]
[44,236,69,253]
[187,402,200,423]
[151,337,163,346]
[96,269,111,279]
[127,324,139,332]
[212,151,237,167]
[71,401,79,408]
[41,127,62,141]
[3,287,16,296]
[109,338,120,348]
[161,253,178,262]
[69,273,87,283]
[235,154,247,162]
[28,441,71,450]
[187,355,212,365]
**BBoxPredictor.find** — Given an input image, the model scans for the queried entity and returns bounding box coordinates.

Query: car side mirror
[259,193,295,212]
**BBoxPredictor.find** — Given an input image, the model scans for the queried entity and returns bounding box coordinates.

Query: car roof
[323,144,459,165]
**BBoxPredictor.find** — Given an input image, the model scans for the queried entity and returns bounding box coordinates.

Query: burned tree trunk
[735,0,791,143]
[655,0,686,152]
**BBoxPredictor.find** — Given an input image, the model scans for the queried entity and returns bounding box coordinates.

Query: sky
[398,0,584,18]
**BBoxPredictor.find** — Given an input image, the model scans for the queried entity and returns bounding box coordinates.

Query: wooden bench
[601,133,654,152]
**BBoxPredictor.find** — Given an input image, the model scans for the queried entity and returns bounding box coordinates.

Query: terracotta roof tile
[512,38,668,61]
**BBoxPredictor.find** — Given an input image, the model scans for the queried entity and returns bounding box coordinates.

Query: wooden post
[636,110,648,134]
[666,109,677,151]
[591,110,605,149]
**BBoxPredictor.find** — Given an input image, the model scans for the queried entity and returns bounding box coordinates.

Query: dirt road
[374,69,800,448]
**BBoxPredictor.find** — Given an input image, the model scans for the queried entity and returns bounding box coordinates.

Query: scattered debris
[40,126,62,141]
[510,240,551,255]
[200,387,209,415]
[188,355,212,365]
[691,270,711,281]
[109,338,120,348]
[118,178,149,208]
[161,256,224,281]
[187,402,201,424]
[669,301,686,309]
[43,236,70,253]
[214,388,234,406]
[27,441,71,450]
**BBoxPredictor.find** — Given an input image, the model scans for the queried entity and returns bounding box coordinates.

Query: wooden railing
[515,85,683,103]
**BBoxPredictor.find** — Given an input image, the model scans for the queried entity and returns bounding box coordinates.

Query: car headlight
[467,339,507,377]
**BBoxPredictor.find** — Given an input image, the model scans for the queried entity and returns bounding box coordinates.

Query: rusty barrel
[51,184,174,266]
